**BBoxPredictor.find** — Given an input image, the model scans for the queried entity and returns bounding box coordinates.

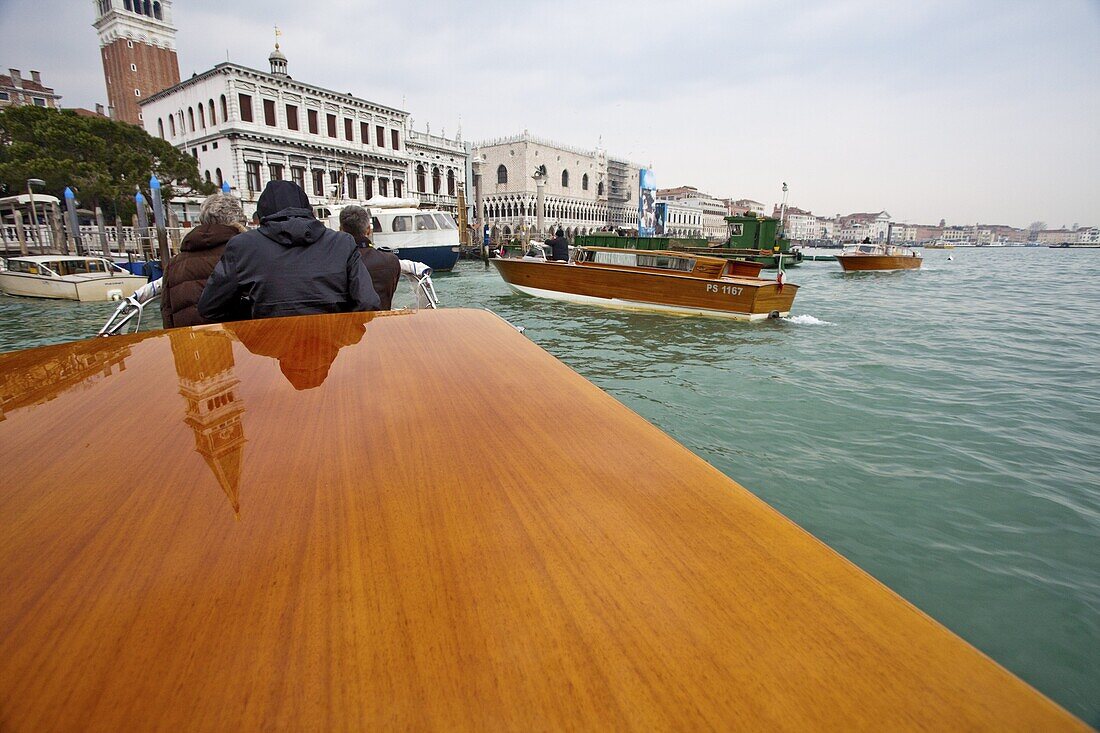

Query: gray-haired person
[340,205,401,310]
[161,192,248,328]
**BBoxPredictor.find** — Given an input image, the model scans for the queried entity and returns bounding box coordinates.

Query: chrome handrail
[98,278,162,337]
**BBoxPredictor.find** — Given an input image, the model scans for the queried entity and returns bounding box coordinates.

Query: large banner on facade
[654,202,667,236]
[638,168,656,237]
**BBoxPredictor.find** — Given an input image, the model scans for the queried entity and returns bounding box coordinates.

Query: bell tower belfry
[169,330,247,517]
[92,0,180,125]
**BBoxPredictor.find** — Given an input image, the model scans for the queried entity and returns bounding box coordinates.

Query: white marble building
[406,125,467,214]
[783,209,819,241]
[658,200,704,237]
[473,133,641,240]
[140,46,466,217]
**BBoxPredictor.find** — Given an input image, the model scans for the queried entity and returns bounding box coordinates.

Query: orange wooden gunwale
[836,254,923,271]
[0,309,1085,731]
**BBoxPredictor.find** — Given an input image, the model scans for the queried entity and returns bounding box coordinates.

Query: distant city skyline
[1,0,1097,228]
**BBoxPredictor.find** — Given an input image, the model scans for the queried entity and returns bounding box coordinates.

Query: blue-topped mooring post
[148,175,170,264]
[64,187,82,255]
[221,180,231,194]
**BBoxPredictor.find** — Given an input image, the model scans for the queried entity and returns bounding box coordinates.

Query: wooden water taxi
[0,309,1085,729]
[835,243,923,271]
[491,247,795,321]
[0,255,147,301]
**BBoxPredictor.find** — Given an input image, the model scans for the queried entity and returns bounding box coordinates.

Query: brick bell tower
[92,0,180,125]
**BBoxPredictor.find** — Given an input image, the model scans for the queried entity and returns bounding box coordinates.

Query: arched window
[157,118,164,138]
[582,173,589,191]
[198,105,205,128]
[123,0,132,9]
[496,164,507,185]
[187,107,195,132]
[143,0,151,16]
[598,181,605,196]
[447,169,455,196]
[168,115,176,136]
[215,168,223,187]
[416,164,426,192]
[153,1,162,19]
[220,95,228,122]
[204,170,211,183]
[432,167,441,194]
[208,99,216,125]
[561,170,569,187]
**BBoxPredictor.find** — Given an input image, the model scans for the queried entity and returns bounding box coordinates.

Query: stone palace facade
[473,134,643,240]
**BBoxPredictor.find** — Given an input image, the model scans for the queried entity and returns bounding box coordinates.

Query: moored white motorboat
[0,255,148,302]
[318,197,461,271]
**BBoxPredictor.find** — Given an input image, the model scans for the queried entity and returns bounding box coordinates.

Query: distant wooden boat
[491,247,796,321]
[0,255,147,301]
[0,310,1086,729]
[835,243,923,271]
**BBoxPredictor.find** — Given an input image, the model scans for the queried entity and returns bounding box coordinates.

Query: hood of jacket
[256,181,326,247]
[258,207,328,247]
[180,222,241,252]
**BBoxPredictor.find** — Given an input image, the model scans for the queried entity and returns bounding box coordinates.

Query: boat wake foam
[784,314,831,325]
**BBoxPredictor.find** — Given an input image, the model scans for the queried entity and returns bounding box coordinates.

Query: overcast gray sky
[1,0,1097,228]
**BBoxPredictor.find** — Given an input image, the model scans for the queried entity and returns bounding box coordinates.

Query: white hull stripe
[506,283,787,322]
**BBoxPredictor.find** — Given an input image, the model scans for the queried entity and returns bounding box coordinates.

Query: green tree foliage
[0,106,213,218]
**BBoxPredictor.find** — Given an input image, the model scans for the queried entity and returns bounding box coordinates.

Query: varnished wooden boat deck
[0,310,1084,730]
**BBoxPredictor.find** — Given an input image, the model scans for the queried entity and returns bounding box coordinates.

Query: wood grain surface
[493,259,798,316]
[0,309,1085,731]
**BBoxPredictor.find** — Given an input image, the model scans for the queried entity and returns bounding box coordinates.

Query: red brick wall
[101,39,180,125]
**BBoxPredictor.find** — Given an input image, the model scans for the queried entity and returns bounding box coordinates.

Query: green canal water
[2,248,1098,723]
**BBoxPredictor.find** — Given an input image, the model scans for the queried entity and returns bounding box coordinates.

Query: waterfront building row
[656,186,729,241]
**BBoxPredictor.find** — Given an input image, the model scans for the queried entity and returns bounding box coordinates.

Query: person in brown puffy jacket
[161,193,248,328]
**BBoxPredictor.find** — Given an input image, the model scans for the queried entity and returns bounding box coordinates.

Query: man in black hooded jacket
[198,181,380,321]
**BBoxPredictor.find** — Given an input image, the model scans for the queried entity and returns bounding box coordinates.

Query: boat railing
[98,260,439,337]
[98,278,163,337]
[398,260,440,310]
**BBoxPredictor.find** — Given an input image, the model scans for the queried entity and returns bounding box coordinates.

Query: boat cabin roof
[0,310,1081,729]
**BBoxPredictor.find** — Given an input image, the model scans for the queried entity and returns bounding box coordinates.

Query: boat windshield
[637,254,694,272]
[391,216,412,232]
[582,250,694,272]
[414,214,438,231]
[433,213,457,230]
[585,250,695,274]
[54,259,109,276]
[5,260,45,275]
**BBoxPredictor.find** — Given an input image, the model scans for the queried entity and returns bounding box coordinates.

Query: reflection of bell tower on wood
[169,329,246,517]
[92,0,180,125]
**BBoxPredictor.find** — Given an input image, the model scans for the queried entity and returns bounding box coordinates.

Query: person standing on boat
[548,228,569,261]
[161,193,248,328]
[198,181,379,321]
[338,205,400,310]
